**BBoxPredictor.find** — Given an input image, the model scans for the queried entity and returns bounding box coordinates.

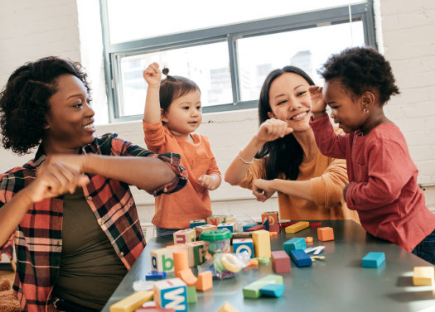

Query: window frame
[100,1,376,122]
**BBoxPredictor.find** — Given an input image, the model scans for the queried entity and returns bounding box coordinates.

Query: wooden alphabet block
[185,241,207,266]
[218,222,235,233]
[194,224,217,237]
[154,278,188,312]
[173,229,196,244]
[150,248,175,272]
[189,219,206,228]
[262,211,280,233]
[232,238,254,258]
[206,215,226,225]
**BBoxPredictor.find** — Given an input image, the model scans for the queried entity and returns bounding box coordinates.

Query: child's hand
[143,62,162,88]
[252,179,275,202]
[309,86,327,114]
[257,119,293,144]
[198,174,219,190]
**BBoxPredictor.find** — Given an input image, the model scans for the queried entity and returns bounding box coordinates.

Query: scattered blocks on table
[317,227,335,241]
[194,224,217,237]
[207,215,226,225]
[186,286,197,303]
[185,241,207,266]
[362,252,386,268]
[232,238,254,258]
[285,221,309,234]
[242,224,257,232]
[260,283,285,298]
[173,229,196,244]
[218,222,236,233]
[413,266,435,286]
[242,274,283,299]
[289,250,312,267]
[154,278,188,312]
[195,270,213,291]
[150,248,175,272]
[252,230,271,258]
[271,250,291,273]
[217,301,239,312]
[190,219,206,228]
[110,290,153,312]
[284,237,307,254]
[246,224,266,232]
[145,271,167,280]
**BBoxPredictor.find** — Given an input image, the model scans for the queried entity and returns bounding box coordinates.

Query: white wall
[0,0,434,236]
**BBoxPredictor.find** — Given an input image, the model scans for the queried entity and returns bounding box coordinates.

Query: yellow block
[285,221,309,234]
[252,230,271,258]
[413,266,435,286]
[217,301,239,312]
[110,291,154,312]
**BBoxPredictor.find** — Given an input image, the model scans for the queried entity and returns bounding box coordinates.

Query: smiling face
[43,74,95,154]
[323,78,369,133]
[162,90,202,139]
[267,72,312,132]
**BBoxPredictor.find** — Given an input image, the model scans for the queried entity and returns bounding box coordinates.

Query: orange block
[173,250,189,277]
[195,270,213,291]
[317,227,334,241]
[305,236,313,244]
[178,269,198,286]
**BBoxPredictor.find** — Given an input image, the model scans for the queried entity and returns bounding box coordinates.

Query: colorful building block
[207,215,226,225]
[232,238,254,258]
[260,283,285,298]
[173,250,197,286]
[195,270,213,291]
[289,250,312,267]
[173,229,196,244]
[242,224,257,232]
[110,290,153,312]
[362,252,386,268]
[189,219,206,228]
[413,266,435,286]
[317,227,334,241]
[242,274,283,299]
[262,218,269,231]
[218,222,235,233]
[217,301,239,312]
[185,241,207,266]
[310,222,322,228]
[271,250,291,273]
[186,286,197,303]
[285,221,309,233]
[305,236,313,244]
[150,248,175,272]
[283,237,307,254]
[194,224,217,237]
[154,278,188,312]
[252,230,271,258]
[145,271,167,280]
[262,211,280,233]
[246,224,266,232]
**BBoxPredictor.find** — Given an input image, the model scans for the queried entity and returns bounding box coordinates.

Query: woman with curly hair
[310,46,435,264]
[0,56,187,311]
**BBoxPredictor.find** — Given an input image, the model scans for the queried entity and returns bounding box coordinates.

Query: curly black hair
[0,56,90,155]
[318,47,400,105]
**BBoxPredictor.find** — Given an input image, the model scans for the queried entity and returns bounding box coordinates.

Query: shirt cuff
[152,152,188,197]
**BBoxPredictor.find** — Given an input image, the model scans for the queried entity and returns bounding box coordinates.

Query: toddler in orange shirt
[143,63,221,237]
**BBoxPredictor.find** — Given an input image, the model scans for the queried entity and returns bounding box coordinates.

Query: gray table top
[102,220,435,312]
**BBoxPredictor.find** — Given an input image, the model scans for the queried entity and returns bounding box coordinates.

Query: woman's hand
[309,86,327,116]
[256,119,293,145]
[143,62,162,88]
[252,179,276,202]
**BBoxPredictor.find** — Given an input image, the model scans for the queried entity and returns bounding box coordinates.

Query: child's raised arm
[143,62,162,124]
[309,86,328,120]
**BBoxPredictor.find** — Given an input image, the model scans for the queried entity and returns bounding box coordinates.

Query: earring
[363,108,370,114]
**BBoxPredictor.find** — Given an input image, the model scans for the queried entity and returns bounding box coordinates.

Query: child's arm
[143,62,162,124]
[224,119,292,185]
[198,173,221,191]
[309,86,328,120]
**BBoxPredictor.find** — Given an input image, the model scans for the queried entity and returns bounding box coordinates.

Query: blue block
[260,283,285,298]
[362,252,385,268]
[262,218,270,231]
[289,250,312,267]
[284,238,307,254]
[146,271,167,280]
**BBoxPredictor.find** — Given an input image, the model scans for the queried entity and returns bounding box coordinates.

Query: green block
[187,286,197,303]
[243,274,283,299]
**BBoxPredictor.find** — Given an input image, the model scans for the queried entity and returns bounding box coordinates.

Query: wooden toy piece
[195,270,213,291]
[242,224,257,232]
[413,266,435,286]
[136,308,174,312]
[271,250,291,273]
[207,215,226,225]
[259,283,285,298]
[173,250,197,286]
[289,250,312,267]
[231,232,252,239]
[232,238,254,259]
[246,224,266,232]
[310,222,322,228]
[186,286,197,303]
[185,241,208,266]
[194,224,217,237]
[154,278,188,312]
[262,218,270,231]
[110,290,153,312]
[252,230,271,258]
[285,221,309,234]
[305,246,325,255]
[283,237,307,254]
[242,274,283,299]
[269,232,278,237]
[150,248,175,272]
[305,236,313,244]
[173,229,196,244]
[145,271,167,280]
[217,301,239,312]
[262,211,280,233]
[317,227,335,241]
[190,219,206,228]
[244,259,259,270]
[362,252,386,268]
[218,222,236,233]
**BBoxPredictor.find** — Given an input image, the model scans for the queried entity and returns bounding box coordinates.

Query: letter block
[284,237,307,254]
[262,211,280,233]
[218,222,235,233]
[190,219,206,228]
[185,241,208,266]
[150,248,175,272]
[232,238,254,258]
[194,224,217,238]
[317,227,335,241]
[173,229,196,244]
[207,215,226,225]
[154,278,188,312]
[252,230,271,258]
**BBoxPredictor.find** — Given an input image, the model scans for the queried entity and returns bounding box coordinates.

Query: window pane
[118,42,231,117]
[237,21,365,101]
[107,0,366,44]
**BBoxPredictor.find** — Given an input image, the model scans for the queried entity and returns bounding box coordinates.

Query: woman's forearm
[271,179,313,201]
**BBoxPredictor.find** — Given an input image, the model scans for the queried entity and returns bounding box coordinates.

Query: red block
[271,250,291,273]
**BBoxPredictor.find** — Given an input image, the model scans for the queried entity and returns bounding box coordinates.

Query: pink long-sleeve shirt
[310,115,435,252]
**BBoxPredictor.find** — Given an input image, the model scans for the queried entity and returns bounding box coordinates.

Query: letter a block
[154,278,188,312]
[173,229,196,244]
[150,248,175,272]
[232,238,254,259]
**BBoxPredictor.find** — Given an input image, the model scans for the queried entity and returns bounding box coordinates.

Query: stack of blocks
[243,274,284,299]
[261,211,280,233]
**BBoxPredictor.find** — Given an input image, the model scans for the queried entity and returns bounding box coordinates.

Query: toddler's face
[323,79,367,133]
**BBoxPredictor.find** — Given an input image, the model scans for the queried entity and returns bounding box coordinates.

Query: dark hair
[318,47,400,104]
[0,56,90,155]
[159,67,200,112]
[256,66,315,180]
